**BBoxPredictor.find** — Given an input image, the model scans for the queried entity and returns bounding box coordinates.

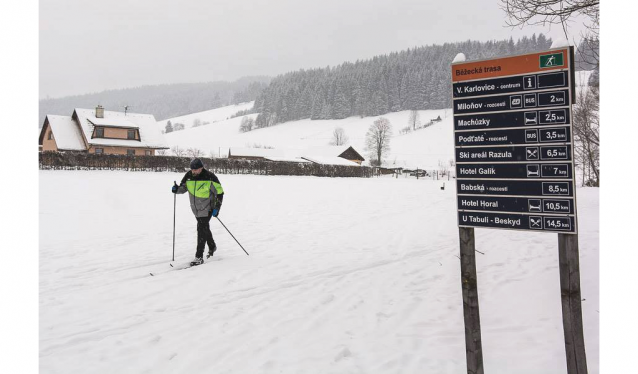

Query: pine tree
[249,35,553,125]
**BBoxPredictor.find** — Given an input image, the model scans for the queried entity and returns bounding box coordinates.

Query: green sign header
[540,53,564,69]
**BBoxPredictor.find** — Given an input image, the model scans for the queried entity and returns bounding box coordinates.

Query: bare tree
[239,117,254,132]
[500,0,599,39]
[156,149,168,156]
[365,117,393,166]
[501,0,600,70]
[399,126,412,135]
[408,110,421,130]
[572,85,599,186]
[192,118,203,128]
[171,146,185,157]
[186,148,204,158]
[501,0,600,186]
[438,159,450,177]
[330,127,349,146]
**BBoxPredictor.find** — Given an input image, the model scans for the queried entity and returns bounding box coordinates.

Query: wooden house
[39,105,169,155]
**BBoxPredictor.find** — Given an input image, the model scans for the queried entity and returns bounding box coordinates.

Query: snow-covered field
[39,170,599,374]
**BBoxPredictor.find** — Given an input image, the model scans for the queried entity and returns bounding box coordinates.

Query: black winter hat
[190,158,204,170]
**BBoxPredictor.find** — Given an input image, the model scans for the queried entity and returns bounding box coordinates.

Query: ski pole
[216,217,249,256]
[172,181,177,261]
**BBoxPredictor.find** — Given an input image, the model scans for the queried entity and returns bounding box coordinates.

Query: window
[96,128,104,138]
[145,150,151,156]
[127,149,135,156]
[95,148,103,154]
[48,132,54,140]
[127,130,136,140]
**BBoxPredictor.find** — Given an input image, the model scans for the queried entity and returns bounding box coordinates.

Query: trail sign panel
[452,49,569,82]
[457,196,575,214]
[452,47,577,233]
[453,71,569,98]
[454,109,569,131]
[456,163,573,179]
[455,127,571,146]
[455,145,572,162]
[457,180,574,197]
[458,211,575,232]
[454,89,570,114]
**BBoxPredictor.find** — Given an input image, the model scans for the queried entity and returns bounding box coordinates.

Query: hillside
[38,76,270,125]
[162,106,453,170]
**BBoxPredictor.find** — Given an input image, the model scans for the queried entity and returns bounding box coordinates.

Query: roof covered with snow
[88,117,139,129]
[74,108,168,149]
[46,115,86,151]
[301,156,360,166]
[264,156,311,163]
[229,147,287,158]
[229,145,363,166]
[299,145,356,159]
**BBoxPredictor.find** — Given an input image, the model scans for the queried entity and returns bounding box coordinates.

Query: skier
[172,158,224,266]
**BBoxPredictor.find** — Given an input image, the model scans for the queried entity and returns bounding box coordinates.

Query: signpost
[452,47,587,374]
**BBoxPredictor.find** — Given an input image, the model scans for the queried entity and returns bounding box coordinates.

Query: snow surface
[164,108,453,169]
[551,38,570,49]
[452,53,466,63]
[157,102,255,129]
[40,170,599,374]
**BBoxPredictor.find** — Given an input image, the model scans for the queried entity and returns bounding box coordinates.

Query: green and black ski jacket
[176,169,224,218]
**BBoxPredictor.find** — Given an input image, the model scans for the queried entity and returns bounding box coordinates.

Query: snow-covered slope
[164,108,454,169]
[158,101,255,129]
[39,171,599,373]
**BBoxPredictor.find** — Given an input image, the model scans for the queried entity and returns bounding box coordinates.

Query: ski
[149,257,221,276]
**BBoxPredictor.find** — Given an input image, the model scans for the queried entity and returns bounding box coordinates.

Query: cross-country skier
[172,158,224,266]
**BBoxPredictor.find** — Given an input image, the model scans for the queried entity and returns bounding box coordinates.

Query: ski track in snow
[40,171,598,374]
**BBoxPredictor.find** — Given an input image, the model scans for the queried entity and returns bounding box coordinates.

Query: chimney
[95,105,104,118]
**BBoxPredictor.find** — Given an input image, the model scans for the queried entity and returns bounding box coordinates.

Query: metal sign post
[451,47,586,374]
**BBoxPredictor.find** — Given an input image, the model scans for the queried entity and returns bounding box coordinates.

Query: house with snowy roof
[39,105,169,155]
[299,146,365,166]
[228,145,365,166]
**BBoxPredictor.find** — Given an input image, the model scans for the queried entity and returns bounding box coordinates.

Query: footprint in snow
[321,294,335,305]
[334,347,352,362]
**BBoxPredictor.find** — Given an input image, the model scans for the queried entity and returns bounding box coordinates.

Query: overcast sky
[39,0,590,99]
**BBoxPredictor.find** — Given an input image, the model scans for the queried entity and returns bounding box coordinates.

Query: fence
[39,152,374,178]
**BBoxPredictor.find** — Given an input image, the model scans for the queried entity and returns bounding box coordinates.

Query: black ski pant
[195,210,216,258]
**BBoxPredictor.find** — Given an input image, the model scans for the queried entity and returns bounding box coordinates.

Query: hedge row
[39,152,374,178]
